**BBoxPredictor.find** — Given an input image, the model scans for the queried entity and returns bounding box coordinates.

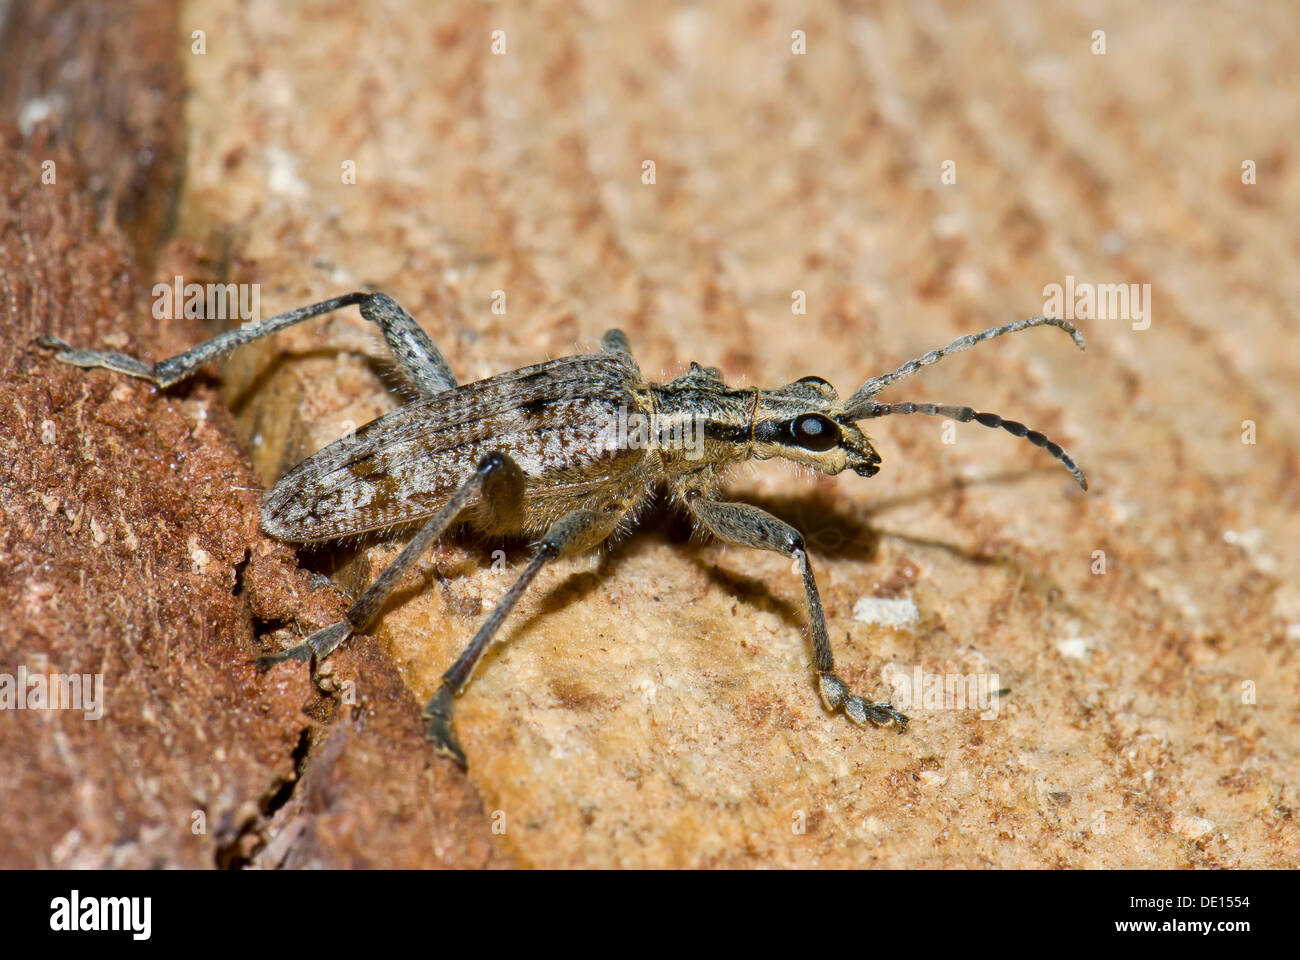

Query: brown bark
[0,0,508,869]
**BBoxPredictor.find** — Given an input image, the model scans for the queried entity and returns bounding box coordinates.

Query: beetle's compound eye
[790,413,840,451]
[795,375,833,388]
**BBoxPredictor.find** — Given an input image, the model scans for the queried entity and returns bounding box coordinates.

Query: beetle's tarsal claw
[423,684,467,769]
[37,336,158,380]
[874,700,910,731]
[821,672,909,733]
[254,643,313,672]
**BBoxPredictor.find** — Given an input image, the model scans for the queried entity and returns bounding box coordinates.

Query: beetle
[42,291,1085,767]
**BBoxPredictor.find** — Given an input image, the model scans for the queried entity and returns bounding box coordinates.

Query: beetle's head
[753,355,1089,490]
[752,377,882,477]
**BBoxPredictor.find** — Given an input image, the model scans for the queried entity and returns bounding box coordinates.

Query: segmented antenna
[856,400,1087,489]
[846,316,1085,410]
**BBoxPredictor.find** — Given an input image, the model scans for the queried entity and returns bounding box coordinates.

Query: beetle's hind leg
[256,451,525,669]
[39,290,458,396]
[355,293,457,397]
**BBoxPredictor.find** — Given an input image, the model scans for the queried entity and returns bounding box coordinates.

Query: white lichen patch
[18,94,63,136]
[1056,636,1094,659]
[852,595,919,630]
[266,146,309,198]
[185,398,208,434]
[188,535,212,574]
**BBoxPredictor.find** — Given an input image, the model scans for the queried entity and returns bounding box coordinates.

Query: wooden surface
[3,1,1297,867]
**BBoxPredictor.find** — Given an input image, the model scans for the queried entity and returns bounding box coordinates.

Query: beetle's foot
[254,621,353,673]
[36,336,157,380]
[254,643,312,672]
[423,684,467,769]
[819,671,909,732]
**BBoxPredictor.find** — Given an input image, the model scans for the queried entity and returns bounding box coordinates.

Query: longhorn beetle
[41,293,1086,768]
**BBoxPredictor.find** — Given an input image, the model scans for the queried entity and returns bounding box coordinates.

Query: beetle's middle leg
[256,450,525,669]
[601,328,632,356]
[600,328,643,378]
[424,498,634,768]
[678,487,909,733]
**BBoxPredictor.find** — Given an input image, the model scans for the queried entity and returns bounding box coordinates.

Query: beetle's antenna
[846,317,1085,411]
[855,400,1087,489]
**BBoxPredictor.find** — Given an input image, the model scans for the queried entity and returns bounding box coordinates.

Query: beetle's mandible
[41,291,1086,768]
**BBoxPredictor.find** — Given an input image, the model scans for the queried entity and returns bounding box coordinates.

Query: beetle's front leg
[679,487,908,733]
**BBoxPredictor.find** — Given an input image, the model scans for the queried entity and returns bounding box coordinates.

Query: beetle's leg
[353,293,457,396]
[601,328,632,356]
[425,500,632,768]
[600,328,643,378]
[668,361,725,389]
[256,451,524,669]
[678,488,909,733]
[38,291,457,396]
